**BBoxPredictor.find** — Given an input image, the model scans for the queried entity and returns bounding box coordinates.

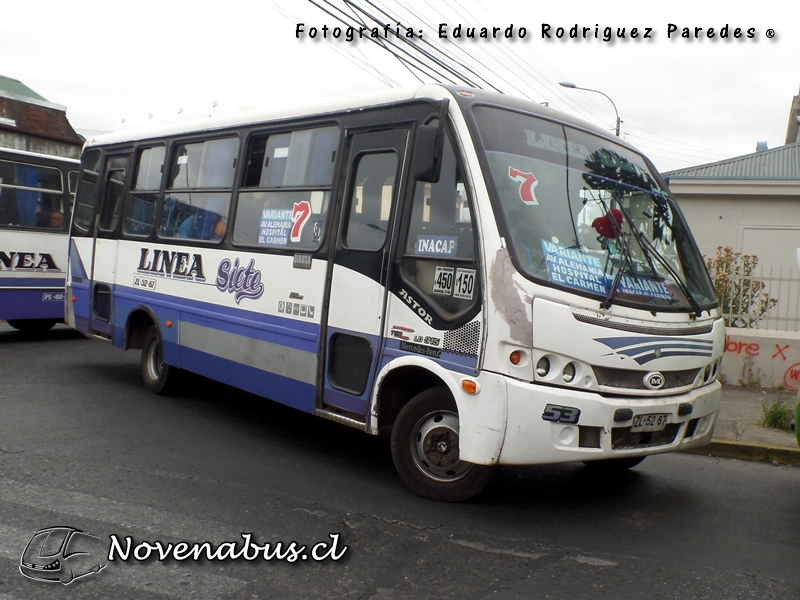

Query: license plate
[630,413,669,433]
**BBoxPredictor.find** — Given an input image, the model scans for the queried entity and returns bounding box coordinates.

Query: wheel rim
[145,337,163,382]
[410,410,472,482]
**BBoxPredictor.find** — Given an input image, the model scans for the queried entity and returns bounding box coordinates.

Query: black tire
[141,325,180,395]
[582,456,646,472]
[391,387,495,502]
[7,319,58,334]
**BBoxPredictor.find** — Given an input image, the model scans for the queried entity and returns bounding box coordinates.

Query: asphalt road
[1,323,799,599]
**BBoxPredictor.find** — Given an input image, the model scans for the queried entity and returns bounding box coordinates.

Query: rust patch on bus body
[489,248,532,347]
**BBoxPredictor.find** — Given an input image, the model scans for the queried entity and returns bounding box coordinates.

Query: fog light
[536,356,550,378]
[562,362,576,383]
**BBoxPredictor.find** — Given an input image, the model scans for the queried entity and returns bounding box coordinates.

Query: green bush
[705,246,777,328]
[760,394,795,431]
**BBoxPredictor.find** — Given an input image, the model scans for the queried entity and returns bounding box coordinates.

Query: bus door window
[98,168,127,233]
[72,150,102,235]
[124,146,164,237]
[344,152,397,251]
[401,130,478,320]
[159,137,238,242]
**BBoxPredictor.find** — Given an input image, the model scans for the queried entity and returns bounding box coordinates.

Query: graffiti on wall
[725,335,800,390]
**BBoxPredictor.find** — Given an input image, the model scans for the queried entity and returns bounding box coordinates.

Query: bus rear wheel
[391,388,495,502]
[7,319,58,334]
[141,326,179,395]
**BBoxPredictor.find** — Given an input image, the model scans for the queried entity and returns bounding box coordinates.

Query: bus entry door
[321,128,408,419]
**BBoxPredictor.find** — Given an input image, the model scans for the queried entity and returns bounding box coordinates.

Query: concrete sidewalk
[684,384,800,466]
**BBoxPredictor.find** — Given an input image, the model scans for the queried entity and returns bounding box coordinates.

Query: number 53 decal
[542,404,581,424]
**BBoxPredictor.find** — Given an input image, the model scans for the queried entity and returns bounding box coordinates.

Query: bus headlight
[536,357,550,378]
[562,362,576,383]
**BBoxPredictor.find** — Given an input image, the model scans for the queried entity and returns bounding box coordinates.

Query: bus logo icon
[19,526,107,585]
[644,372,665,390]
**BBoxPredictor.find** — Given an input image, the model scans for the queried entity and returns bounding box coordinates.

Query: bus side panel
[113,242,323,412]
[0,230,68,321]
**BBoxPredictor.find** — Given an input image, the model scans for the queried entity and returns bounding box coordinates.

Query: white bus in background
[0,148,79,333]
[67,85,724,501]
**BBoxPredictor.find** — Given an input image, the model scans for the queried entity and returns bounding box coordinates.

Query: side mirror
[412,123,445,183]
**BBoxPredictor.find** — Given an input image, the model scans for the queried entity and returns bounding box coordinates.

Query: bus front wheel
[141,326,179,395]
[391,388,495,502]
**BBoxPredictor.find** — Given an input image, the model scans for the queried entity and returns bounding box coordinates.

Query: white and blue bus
[67,85,723,500]
[1,148,79,333]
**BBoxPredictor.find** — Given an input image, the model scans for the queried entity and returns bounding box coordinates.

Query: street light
[559,81,621,137]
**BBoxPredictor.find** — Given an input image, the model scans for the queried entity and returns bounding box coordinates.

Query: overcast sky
[3,0,797,172]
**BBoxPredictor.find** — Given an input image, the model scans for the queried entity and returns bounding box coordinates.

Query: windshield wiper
[617,204,704,318]
[594,203,703,318]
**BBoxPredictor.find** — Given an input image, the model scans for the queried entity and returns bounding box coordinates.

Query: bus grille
[443,321,481,356]
[592,367,700,391]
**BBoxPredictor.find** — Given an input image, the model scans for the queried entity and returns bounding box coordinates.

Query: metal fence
[709,264,800,332]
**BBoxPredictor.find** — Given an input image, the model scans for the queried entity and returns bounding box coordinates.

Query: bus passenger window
[232,125,339,251]
[0,159,65,229]
[158,138,237,243]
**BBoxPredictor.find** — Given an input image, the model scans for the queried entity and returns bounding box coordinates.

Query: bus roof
[0,147,80,164]
[83,83,627,152]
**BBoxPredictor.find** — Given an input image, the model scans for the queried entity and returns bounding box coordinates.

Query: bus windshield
[472,105,716,312]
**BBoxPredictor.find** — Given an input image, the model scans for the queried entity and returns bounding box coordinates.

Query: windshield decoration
[582,149,661,195]
[542,241,673,301]
[259,208,293,246]
[508,167,539,205]
[591,208,622,238]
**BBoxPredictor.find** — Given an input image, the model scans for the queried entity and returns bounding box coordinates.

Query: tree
[705,246,777,328]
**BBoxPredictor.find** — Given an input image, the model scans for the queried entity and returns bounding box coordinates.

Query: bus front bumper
[493,379,721,465]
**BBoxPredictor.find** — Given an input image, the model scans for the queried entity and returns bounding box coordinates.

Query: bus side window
[158,138,237,242]
[233,125,339,250]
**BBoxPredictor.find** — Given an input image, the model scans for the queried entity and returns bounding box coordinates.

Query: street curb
[683,439,800,466]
